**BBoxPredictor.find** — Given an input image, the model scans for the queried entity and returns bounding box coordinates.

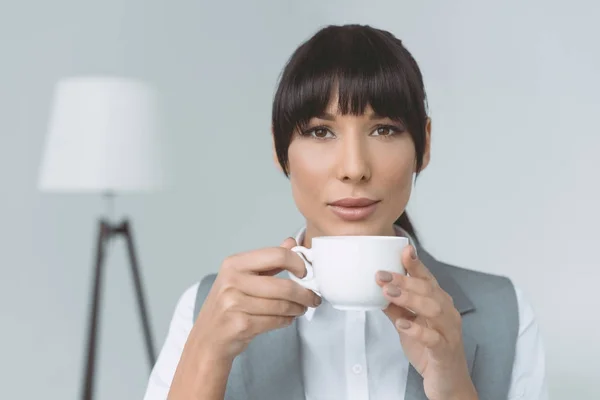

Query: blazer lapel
[405,246,478,400]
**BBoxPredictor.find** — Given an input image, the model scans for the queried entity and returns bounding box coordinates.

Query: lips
[327,198,380,221]
[329,198,379,207]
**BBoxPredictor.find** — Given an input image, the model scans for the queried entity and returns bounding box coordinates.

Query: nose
[336,135,371,183]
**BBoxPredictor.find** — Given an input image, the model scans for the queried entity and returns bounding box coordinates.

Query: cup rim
[313,235,408,241]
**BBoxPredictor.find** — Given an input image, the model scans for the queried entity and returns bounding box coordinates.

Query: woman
[144,24,547,400]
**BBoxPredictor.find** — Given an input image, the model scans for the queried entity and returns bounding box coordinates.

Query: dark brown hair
[271,24,428,241]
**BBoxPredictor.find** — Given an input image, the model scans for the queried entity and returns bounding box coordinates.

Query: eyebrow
[314,112,390,121]
[315,112,336,121]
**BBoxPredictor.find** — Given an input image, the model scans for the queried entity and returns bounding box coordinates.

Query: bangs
[272,25,427,134]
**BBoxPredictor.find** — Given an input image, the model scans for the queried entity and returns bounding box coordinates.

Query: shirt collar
[292,225,416,322]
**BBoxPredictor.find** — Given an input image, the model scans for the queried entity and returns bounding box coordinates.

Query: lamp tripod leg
[122,220,157,368]
[81,220,108,400]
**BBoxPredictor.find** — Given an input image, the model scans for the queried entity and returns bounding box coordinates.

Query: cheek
[287,141,332,208]
[374,146,415,210]
[383,168,413,203]
[380,159,412,188]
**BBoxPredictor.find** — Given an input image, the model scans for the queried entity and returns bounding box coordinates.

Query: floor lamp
[38,76,164,400]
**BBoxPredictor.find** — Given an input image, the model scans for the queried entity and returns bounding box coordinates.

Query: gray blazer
[193,246,519,400]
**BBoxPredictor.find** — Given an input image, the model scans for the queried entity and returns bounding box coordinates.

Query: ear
[271,125,283,173]
[417,117,432,173]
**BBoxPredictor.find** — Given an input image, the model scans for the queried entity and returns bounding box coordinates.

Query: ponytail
[394,212,419,244]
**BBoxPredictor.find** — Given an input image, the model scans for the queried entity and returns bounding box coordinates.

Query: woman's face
[282,99,431,242]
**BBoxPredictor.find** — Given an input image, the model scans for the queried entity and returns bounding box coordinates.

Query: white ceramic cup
[290,236,408,311]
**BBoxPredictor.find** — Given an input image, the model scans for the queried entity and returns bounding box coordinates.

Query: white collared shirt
[143,228,548,399]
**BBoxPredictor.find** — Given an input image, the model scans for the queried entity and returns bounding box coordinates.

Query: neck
[302,223,397,248]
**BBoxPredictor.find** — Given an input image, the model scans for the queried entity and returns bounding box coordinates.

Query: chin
[315,218,394,237]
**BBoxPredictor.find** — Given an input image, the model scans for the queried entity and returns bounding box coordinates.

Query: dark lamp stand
[81,217,156,400]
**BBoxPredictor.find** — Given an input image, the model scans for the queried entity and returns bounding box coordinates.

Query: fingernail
[395,319,412,330]
[386,285,401,297]
[410,247,418,260]
[377,271,393,282]
[314,296,322,306]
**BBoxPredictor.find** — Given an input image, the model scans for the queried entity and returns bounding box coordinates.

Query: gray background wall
[1,0,597,399]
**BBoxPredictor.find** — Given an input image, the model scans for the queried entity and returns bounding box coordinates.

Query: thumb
[280,236,298,250]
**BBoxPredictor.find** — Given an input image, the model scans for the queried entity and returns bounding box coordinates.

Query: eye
[303,127,335,139]
[371,125,401,137]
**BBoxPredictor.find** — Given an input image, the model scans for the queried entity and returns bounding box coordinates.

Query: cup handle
[290,246,320,294]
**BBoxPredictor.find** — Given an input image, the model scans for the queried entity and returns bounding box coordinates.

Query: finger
[259,237,299,276]
[394,318,444,351]
[383,284,443,320]
[382,301,417,322]
[234,274,321,308]
[245,296,307,317]
[225,246,306,279]
[376,271,434,297]
[231,314,295,340]
[280,237,298,250]
[259,268,284,277]
[228,291,307,316]
[251,315,296,334]
[402,245,436,281]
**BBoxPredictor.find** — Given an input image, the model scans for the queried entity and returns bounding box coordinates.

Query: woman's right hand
[168,238,320,400]
[193,237,322,361]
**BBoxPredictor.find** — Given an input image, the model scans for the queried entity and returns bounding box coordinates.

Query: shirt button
[352,364,363,374]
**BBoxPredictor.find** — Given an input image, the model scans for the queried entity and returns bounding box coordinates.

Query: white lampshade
[38,75,164,193]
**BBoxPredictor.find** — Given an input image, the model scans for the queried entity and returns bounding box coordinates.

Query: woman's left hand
[375,245,478,400]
